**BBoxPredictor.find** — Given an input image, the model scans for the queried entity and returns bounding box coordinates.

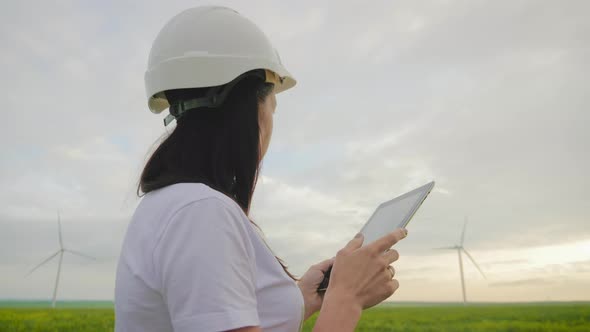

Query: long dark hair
[138,73,298,281]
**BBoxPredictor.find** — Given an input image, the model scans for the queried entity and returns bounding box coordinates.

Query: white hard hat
[144,6,296,119]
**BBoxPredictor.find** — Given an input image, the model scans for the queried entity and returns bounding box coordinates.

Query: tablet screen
[360,184,431,246]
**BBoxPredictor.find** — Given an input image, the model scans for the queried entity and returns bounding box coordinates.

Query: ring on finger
[387,265,395,279]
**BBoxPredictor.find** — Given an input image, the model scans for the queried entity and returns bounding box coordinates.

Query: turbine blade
[26,251,60,277]
[433,246,456,250]
[462,248,487,279]
[65,249,96,260]
[58,211,63,249]
[460,217,467,245]
[52,252,63,308]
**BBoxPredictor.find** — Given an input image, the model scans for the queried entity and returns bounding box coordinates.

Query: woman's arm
[225,291,362,332]
[297,257,335,320]
[227,327,261,332]
[313,229,407,331]
[229,229,406,332]
[312,290,362,332]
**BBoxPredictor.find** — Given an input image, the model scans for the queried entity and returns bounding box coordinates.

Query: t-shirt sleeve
[152,198,259,332]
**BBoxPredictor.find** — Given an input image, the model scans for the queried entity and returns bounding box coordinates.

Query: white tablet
[316,181,436,293]
[359,181,435,246]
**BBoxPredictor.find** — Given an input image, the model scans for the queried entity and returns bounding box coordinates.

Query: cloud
[489,278,554,287]
[0,0,589,301]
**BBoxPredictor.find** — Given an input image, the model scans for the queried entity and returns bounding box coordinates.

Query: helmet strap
[164,70,269,126]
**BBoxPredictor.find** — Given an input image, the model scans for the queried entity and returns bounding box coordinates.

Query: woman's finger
[370,228,407,253]
[313,257,335,272]
[388,279,400,293]
[383,249,400,264]
[340,233,364,254]
[387,265,395,278]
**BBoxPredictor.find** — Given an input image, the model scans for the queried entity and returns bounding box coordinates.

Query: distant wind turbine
[435,217,486,304]
[25,211,96,308]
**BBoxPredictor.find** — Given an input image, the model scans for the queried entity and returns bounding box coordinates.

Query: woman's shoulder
[142,182,246,221]
[140,183,253,251]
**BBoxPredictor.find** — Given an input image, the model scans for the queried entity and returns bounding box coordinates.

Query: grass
[0,301,589,331]
[304,303,590,332]
[0,308,113,332]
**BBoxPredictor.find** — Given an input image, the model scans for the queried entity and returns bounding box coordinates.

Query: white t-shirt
[115,183,305,332]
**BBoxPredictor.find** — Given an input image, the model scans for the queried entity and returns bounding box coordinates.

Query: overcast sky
[1,0,589,303]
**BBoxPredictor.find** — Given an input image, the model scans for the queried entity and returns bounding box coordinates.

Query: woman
[114,6,407,332]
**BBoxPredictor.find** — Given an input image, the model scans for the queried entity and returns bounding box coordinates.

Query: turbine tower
[435,217,486,304]
[26,211,96,308]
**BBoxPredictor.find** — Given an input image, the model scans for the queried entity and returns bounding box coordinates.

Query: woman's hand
[325,228,407,311]
[297,257,335,320]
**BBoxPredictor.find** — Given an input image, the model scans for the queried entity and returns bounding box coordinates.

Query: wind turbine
[435,217,486,304]
[25,211,96,308]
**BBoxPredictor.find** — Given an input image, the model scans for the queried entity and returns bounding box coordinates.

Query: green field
[0,301,589,331]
